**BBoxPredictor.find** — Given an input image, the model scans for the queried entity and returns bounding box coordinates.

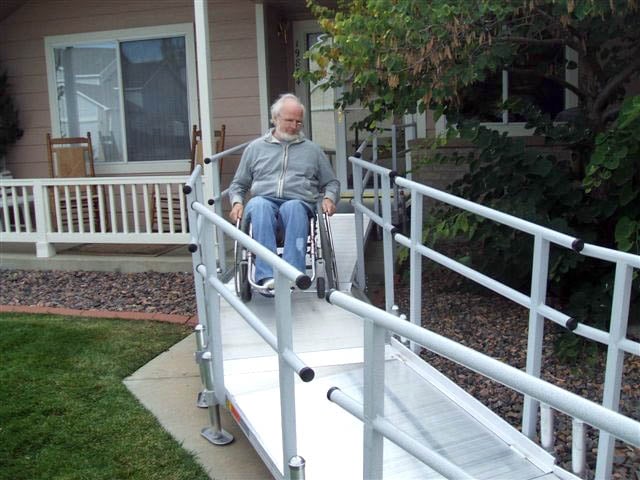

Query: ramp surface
[127,212,574,480]
[217,213,571,479]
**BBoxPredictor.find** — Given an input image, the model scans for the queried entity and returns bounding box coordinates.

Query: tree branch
[502,36,566,46]
[600,104,621,124]
[594,47,640,115]
[507,67,586,100]
[500,35,583,55]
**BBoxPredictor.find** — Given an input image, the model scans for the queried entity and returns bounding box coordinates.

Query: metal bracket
[194,349,205,364]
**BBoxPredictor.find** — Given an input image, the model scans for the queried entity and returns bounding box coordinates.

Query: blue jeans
[244,196,313,283]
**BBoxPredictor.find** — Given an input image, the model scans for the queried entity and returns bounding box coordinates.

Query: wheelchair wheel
[317,207,338,292]
[235,217,252,302]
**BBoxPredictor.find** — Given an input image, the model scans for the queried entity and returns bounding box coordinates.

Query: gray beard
[275,128,303,142]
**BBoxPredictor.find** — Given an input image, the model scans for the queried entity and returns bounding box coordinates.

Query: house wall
[0,0,262,181]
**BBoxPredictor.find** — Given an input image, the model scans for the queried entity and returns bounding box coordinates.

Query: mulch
[0,270,197,316]
[1,267,638,479]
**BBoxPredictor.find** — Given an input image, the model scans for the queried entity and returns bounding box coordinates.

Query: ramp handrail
[327,386,474,480]
[185,164,314,480]
[327,289,640,447]
[349,147,639,479]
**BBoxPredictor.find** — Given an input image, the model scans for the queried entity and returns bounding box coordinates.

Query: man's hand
[322,198,336,216]
[230,203,244,224]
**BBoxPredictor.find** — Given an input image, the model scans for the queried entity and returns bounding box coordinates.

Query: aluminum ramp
[216,213,572,480]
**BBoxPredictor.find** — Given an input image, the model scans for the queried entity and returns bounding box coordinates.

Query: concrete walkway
[123,334,272,480]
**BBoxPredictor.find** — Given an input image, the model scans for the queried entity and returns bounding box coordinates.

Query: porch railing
[0,175,191,257]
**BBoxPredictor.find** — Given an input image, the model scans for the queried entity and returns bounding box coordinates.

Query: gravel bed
[0,270,197,316]
[1,267,638,478]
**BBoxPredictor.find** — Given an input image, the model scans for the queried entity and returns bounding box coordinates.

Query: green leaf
[615,216,634,236]
[603,156,620,169]
[530,158,553,176]
[619,182,638,206]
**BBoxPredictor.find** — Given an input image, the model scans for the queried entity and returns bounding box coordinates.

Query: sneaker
[260,278,275,290]
[258,278,275,298]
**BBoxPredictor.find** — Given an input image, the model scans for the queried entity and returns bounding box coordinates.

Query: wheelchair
[234,202,338,302]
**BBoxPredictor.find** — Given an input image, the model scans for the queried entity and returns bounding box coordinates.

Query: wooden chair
[47,133,96,178]
[152,124,226,233]
[46,132,102,232]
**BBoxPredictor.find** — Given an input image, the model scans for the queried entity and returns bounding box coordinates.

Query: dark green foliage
[305,0,640,359]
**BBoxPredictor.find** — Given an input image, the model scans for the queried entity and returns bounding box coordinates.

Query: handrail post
[184,175,207,408]
[408,187,423,354]
[209,157,227,272]
[362,301,386,479]
[352,157,366,290]
[372,136,381,240]
[381,173,395,313]
[288,455,306,480]
[274,269,299,479]
[199,192,227,409]
[540,403,554,452]
[404,119,416,182]
[522,234,550,437]
[33,179,55,257]
[390,123,399,224]
[595,261,633,480]
[186,167,233,445]
[572,419,586,476]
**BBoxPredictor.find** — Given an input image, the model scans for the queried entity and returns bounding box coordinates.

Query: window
[45,25,198,174]
[436,47,578,136]
[458,69,565,123]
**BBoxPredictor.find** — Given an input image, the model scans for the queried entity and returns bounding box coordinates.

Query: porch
[0,173,195,271]
[0,241,193,273]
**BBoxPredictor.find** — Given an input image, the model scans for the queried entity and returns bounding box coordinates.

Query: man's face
[274,100,304,141]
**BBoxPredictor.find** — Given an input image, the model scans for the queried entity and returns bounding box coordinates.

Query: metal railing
[184,164,313,480]
[0,175,192,257]
[351,121,417,230]
[184,126,637,479]
[349,147,640,479]
[325,289,639,479]
[202,141,252,273]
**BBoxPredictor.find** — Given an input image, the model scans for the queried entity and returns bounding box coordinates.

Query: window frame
[44,24,199,175]
[435,47,579,137]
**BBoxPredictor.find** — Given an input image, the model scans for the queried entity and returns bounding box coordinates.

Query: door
[293,21,348,189]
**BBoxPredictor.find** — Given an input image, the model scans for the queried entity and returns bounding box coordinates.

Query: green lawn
[0,313,209,480]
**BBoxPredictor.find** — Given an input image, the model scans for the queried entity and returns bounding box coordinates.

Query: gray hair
[270,93,305,123]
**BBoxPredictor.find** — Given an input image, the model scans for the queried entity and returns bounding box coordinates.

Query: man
[228,93,340,291]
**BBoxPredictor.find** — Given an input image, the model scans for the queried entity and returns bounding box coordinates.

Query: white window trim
[435,47,579,137]
[44,24,199,176]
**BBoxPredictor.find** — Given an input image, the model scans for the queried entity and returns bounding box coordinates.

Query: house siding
[0,0,262,180]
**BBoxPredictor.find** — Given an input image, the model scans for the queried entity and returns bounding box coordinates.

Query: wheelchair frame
[234,203,338,301]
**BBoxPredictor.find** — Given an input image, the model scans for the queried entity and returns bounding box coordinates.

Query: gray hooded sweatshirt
[228,130,340,207]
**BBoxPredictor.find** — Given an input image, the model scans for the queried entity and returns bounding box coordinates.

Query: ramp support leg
[194,324,209,408]
[200,351,234,446]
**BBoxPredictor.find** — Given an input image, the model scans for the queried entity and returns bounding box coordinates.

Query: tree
[306,0,639,131]
[303,0,639,331]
